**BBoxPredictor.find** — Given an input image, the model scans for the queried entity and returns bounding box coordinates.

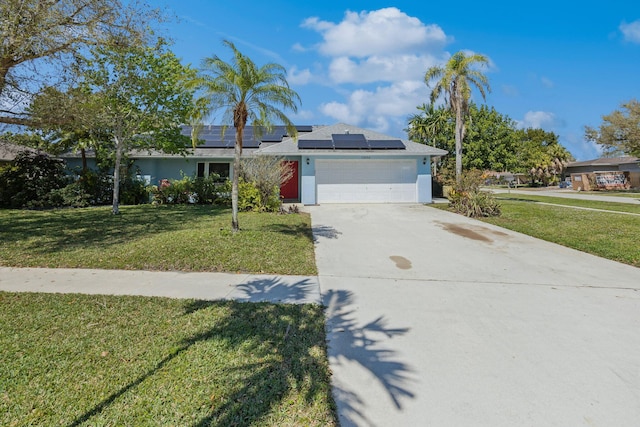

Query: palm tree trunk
[231,126,244,231]
[454,107,464,183]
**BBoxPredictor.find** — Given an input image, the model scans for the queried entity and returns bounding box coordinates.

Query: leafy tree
[21,86,110,171]
[80,42,197,214]
[0,0,162,127]
[585,99,640,157]
[408,103,518,176]
[515,128,573,185]
[194,40,301,231]
[464,105,519,172]
[425,51,491,182]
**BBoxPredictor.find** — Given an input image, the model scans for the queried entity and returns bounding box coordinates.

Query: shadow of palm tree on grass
[70,297,336,426]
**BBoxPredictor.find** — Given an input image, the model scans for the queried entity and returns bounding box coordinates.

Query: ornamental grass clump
[448,169,501,217]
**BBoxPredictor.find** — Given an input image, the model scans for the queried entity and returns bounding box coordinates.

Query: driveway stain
[390,255,412,269]
[439,222,493,242]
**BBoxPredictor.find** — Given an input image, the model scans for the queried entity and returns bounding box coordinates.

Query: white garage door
[316,159,417,203]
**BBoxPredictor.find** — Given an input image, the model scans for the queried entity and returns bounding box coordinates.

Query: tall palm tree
[425,51,490,182]
[196,40,301,231]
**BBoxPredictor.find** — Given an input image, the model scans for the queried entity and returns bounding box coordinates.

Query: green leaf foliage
[585,99,640,157]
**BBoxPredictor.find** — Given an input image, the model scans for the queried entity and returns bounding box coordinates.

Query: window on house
[197,162,230,181]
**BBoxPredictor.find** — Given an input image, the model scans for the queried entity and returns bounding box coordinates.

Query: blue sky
[161,0,640,161]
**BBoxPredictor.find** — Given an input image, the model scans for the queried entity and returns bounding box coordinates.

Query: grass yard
[0,205,317,275]
[0,292,338,426]
[494,193,640,214]
[434,195,639,268]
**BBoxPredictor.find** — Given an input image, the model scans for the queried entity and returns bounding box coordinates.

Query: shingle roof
[258,123,448,156]
[567,157,639,168]
[0,142,46,161]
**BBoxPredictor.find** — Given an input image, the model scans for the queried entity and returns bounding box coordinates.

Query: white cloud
[297,8,458,133]
[540,77,554,88]
[290,109,315,121]
[620,20,640,43]
[291,42,307,53]
[287,66,313,85]
[519,111,563,129]
[328,53,445,84]
[302,8,448,58]
[319,80,428,133]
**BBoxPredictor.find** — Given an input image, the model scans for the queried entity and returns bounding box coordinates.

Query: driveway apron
[310,204,640,427]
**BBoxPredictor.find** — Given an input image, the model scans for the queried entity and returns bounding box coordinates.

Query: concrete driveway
[310,204,640,426]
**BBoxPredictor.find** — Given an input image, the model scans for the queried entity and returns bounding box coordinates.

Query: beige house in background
[565,157,640,190]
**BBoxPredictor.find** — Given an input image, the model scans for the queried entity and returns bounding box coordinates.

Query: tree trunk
[231,125,244,231]
[454,106,465,183]
[81,148,88,173]
[112,136,123,215]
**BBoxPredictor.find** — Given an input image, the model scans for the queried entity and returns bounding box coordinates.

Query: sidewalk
[0,267,321,304]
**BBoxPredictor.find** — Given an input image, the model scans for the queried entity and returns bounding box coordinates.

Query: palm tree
[407,103,451,146]
[425,51,490,182]
[195,40,301,231]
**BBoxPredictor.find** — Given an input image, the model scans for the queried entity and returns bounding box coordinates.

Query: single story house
[62,123,447,204]
[0,141,43,165]
[565,157,640,190]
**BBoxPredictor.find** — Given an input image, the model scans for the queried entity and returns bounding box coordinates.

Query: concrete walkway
[0,267,321,304]
[310,204,640,427]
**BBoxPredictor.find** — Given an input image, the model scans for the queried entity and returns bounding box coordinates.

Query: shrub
[241,156,292,211]
[448,169,501,217]
[215,178,279,212]
[0,151,70,208]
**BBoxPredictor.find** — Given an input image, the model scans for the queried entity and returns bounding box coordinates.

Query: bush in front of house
[448,169,501,218]
[152,175,224,205]
[0,151,70,208]
[150,175,281,212]
[0,151,153,209]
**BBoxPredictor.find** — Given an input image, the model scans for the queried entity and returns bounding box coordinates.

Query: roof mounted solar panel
[242,140,261,148]
[298,139,334,149]
[367,139,406,150]
[332,133,368,149]
[295,125,313,132]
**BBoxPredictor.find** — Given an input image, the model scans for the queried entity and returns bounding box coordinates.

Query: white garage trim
[316,159,417,203]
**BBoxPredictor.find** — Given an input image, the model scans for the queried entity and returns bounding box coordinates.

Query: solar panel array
[184,125,310,148]
[298,134,406,150]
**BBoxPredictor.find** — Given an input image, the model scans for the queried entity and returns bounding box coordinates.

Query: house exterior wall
[63,157,235,186]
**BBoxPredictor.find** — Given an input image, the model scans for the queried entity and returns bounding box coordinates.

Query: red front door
[280,160,299,201]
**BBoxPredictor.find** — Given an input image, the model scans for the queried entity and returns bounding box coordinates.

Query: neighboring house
[565,157,640,190]
[62,123,447,204]
[0,141,42,165]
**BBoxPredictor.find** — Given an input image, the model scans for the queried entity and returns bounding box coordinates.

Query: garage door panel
[316,159,416,203]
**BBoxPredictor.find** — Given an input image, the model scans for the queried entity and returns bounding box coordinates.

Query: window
[197,162,230,181]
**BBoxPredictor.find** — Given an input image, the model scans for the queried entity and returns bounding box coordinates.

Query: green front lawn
[0,205,316,275]
[0,292,338,426]
[434,197,639,268]
[495,193,640,214]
